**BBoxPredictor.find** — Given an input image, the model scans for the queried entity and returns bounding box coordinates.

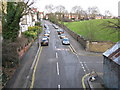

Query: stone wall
[103,57,120,88]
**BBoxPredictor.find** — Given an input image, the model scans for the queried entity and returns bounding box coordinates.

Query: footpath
[4,39,39,88]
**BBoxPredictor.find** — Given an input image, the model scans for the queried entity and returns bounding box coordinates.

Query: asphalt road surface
[30,20,103,88]
[5,20,103,89]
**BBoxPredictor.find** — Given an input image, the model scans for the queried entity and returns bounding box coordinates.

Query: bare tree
[71,6,83,20]
[45,4,54,13]
[87,6,99,19]
[54,5,66,22]
[71,6,82,13]
[55,5,66,13]
[104,10,112,17]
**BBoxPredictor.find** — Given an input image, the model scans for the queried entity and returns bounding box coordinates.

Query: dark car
[62,38,70,45]
[44,24,49,29]
[41,38,49,46]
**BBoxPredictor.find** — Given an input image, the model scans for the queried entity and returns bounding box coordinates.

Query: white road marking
[84,62,90,72]
[76,54,87,74]
[83,69,86,72]
[82,66,84,69]
[81,63,84,67]
[27,76,29,79]
[58,85,61,89]
[55,46,56,49]
[56,52,58,58]
[31,47,41,70]
[57,62,60,75]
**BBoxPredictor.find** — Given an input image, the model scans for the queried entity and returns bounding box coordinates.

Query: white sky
[33,0,120,16]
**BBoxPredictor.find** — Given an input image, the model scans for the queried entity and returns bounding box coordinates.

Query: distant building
[44,14,50,20]
[19,8,39,37]
[95,14,103,19]
[31,8,38,22]
[38,12,44,21]
[103,41,120,88]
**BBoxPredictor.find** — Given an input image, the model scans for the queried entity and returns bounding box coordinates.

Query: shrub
[24,26,42,39]
[35,22,42,27]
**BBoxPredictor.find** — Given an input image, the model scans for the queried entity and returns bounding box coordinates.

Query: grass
[64,19,119,42]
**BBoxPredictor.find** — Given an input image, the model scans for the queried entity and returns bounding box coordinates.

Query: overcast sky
[33,0,120,16]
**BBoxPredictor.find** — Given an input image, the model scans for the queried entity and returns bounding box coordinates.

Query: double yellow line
[69,44,90,89]
[30,46,43,89]
[82,73,90,90]
[69,44,77,54]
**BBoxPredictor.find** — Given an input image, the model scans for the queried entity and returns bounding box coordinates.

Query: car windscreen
[63,39,69,41]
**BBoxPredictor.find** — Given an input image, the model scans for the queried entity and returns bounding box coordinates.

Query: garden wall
[55,22,115,52]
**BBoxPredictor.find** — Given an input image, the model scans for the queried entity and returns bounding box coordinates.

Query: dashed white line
[76,54,87,74]
[84,62,90,72]
[57,62,60,75]
[58,85,61,89]
[55,46,56,49]
[83,69,86,72]
[56,52,58,58]
[82,66,85,69]
[27,76,29,79]
[81,63,84,67]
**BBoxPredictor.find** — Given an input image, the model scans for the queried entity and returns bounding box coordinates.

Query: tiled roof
[103,41,120,65]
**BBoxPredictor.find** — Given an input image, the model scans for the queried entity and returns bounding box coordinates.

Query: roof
[32,8,38,13]
[103,41,120,65]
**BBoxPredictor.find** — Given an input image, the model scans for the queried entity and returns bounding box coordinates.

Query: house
[95,14,103,19]
[31,8,38,22]
[19,8,39,37]
[103,41,120,88]
[38,12,44,21]
[19,12,33,32]
[44,13,50,20]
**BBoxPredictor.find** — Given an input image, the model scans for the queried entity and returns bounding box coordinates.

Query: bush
[24,26,42,39]
[35,22,42,27]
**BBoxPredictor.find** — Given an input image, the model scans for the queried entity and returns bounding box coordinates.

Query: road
[5,20,103,89]
[30,20,103,88]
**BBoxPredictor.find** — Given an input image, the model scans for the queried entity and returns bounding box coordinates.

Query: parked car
[57,29,64,35]
[41,38,49,46]
[44,30,50,34]
[62,38,70,45]
[43,36,49,40]
[44,33,49,37]
[44,24,49,29]
[59,34,66,39]
[44,24,47,28]
[52,24,59,29]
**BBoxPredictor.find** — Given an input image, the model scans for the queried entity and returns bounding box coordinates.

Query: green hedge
[24,26,41,39]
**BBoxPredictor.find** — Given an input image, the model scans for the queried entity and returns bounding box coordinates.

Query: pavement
[4,20,104,89]
[84,72,105,90]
